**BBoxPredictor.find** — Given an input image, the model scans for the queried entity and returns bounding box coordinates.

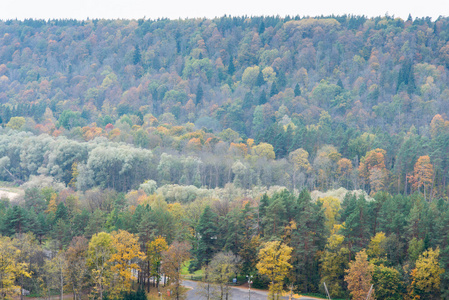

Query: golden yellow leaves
[256,240,292,299]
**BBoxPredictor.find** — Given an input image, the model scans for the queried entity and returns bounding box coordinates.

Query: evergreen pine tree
[291,189,327,292]
[270,82,279,97]
[340,194,371,256]
[294,83,301,97]
[256,70,265,86]
[258,20,265,34]
[228,56,235,75]
[55,202,68,221]
[262,196,287,238]
[407,64,416,94]
[196,83,204,104]
[222,208,244,255]
[337,78,344,89]
[258,194,270,234]
[259,91,267,105]
[133,45,141,65]
[243,92,254,110]
[194,206,219,269]
[277,70,287,88]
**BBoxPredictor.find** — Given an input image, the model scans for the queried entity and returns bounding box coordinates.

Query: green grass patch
[181,260,204,276]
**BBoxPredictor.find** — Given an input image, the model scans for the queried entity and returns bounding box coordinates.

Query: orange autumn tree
[344,250,375,300]
[359,148,388,193]
[186,137,202,152]
[412,155,434,201]
[162,241,190,300]
[82,124,106,141]
[229,142,248,157]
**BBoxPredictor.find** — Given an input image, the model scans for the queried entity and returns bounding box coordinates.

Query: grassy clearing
[0,181,23,191]
[0,184,23,201]
[181,260,204,281]
[181,260,204,277]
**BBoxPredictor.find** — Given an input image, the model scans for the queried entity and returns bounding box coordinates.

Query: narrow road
[183,280,322,300]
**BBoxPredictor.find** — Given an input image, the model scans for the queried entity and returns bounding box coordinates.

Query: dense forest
[1,15,449,299]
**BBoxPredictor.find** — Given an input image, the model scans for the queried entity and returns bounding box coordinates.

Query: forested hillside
[0,15,449,194]
[1,15,449,299]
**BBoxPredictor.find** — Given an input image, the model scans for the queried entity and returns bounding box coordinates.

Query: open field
[0,185,23,201]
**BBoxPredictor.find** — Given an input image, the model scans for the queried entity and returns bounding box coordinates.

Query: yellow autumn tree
[147,236,168,289]
[344,250,374,300]
[409,247,444,300]
[256,241,292,300]
[0,236,31,299]
[87,232,114,300]
[366,232,387,264]
[109,230,146,298]
[317,196,341,233]
[6,116,26,130]
[320,229,349,298]
[429,114,449,139]
[252,142,276,160]
[46,193,58,214]
[69,162,79,188]
[246,138,255,148]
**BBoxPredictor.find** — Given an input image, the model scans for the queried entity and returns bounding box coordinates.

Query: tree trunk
[60,269,64,300]
[404,173,408,195]
[20,274,24,300]
[147,261,150,292]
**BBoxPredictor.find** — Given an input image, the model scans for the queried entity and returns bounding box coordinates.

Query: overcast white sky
[0,0,447,21]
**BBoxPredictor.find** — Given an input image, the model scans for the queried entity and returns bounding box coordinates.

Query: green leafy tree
[372,264,402,300]
[208,251,240,300]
